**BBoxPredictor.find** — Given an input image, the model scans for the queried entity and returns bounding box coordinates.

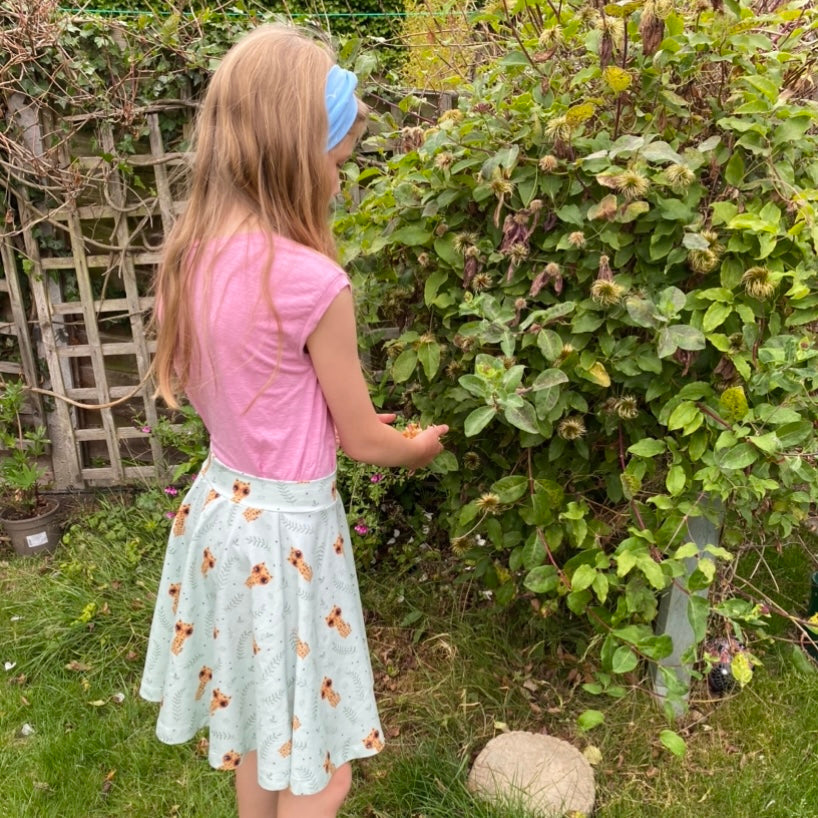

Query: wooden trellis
[1,107,192,489]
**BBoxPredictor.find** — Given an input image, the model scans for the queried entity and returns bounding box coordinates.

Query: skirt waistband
[199,452,338,512]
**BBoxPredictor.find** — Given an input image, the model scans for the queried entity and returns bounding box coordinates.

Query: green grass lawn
[2,491,818,817]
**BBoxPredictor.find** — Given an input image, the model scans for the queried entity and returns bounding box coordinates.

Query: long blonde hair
[153,24,338,407]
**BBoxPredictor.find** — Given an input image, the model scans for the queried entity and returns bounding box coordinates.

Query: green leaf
[571,564,597,593]
[491,475,529,504]
[392,349,418,383]
[532,368,569,390]
[666,464,686,496]
[464,406,496,437]
[390,224,432,246]
[537,330,564,361]
[687,593,710,643]
[612,645,639,674]
[724,151,745,186]
[524,564,560,594]
[641,141,683,164]
[577,709,605,731]
[659,729,687,757]
[716,443,757,470]
[667,401,699,431]
[628,438,666,457]
[433,235,460,267]
[417,340,441,379]
[702,302,732,333]
[504,401,539,434]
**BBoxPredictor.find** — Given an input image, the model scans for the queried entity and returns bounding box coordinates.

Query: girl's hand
[406,424,449,470]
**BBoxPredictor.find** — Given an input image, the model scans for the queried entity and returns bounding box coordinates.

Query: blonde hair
[153,24,342,408]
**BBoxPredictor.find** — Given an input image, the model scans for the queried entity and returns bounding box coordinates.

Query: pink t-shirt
[184,232,349,481]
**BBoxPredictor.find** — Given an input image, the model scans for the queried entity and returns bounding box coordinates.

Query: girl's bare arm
[307,288,447,469]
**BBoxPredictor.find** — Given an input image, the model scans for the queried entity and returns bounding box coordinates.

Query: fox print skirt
[140,453,384,795]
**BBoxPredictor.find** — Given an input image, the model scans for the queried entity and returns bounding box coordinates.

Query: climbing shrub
[338,0,818,715]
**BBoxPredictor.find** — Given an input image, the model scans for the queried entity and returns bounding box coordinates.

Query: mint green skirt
[140,453,384,795]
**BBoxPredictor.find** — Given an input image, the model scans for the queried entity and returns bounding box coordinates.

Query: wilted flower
[639,2,665,56]
[435,151,454,170]
[475,492,502,514]
[590,279,625,306]
[558,416,587,440]
[615,170,650,200]
[539,154,559,172]
[417,252,430,268]
[438,109,463,125]
[615,395,639,420]
[568,231,586,248]
[445,360,463,378]
[400,126,425,152]
[666,163,695,192]
[742,266,776,300]
[450,536,469,555]
[597,254,614,281]
[506,242,530,265]
[538,25,562,47]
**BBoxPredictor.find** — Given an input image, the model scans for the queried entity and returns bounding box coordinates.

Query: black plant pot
[0,499,62,556]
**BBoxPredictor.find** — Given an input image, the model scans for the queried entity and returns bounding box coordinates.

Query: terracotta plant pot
[0,499,62,556]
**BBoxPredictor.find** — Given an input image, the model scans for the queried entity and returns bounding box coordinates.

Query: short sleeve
[298,267,350,349]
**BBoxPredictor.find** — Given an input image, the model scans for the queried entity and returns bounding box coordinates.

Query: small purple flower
[164,486,179,497]
[353,522,369,536]
[165,511,176,519]
[189,473,198,482]
[140,425,152,434]
[370,473,384,484]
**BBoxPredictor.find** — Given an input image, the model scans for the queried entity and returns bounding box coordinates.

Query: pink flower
[353,522,369,535]
[370,473,384,484]
[165,511,175,519]
[141,425,152,434]
[164,486,179,496]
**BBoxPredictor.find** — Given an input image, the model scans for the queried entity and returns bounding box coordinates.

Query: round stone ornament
[468,731,595,817]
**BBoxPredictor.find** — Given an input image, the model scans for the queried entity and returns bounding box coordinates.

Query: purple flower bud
[370,473,384,484]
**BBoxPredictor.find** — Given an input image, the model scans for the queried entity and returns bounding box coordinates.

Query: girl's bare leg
[236,751,278,818]
[278,763,352,818]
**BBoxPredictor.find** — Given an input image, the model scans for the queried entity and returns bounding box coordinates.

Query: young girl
[140,24,448,818]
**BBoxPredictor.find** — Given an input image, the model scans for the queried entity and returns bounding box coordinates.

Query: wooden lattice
[1,107,192,489]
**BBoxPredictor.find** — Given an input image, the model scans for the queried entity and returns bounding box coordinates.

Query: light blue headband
[325,64,359,151]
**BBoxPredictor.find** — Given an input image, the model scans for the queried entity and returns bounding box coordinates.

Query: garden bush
[338,0,818,715]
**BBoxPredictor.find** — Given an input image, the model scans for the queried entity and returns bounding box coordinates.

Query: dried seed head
[615,395,639,420]
[438,109,463,125]
[639,4,665,56]
[454,232,479,253]
[539,154,559,172]
[400,126,425,152]
[475,492,502,514]
[491,177,514,196]
[538,25,563,47]
[434,151,454,169]
[687,248,719,274]
[615,170,650,200]
[529,198,544,213]
[545,262,561,277]
[591,279,625,306]
[742,266,776,300]
[558,416,587,440]
[666,163,695,192]
[417,252,430,268]
[545,116,572,143]
[568,231,587,248]
[471,272,493,291]
[445,360,463,378]
[463,452,481,470]
[507,242,530,264]
[502,356,517,369]
[450,536,469,555]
